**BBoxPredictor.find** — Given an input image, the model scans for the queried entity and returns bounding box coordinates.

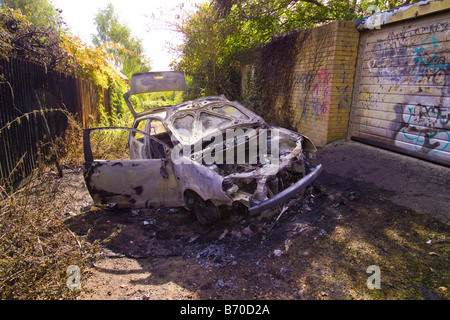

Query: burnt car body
[83,72,322,225]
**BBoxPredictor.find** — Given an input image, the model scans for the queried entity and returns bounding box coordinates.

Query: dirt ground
[64,139,449,300]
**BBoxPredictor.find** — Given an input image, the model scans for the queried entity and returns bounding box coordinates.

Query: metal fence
[0,57,109,187]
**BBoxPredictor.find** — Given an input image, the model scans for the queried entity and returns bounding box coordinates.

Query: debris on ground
[62,140,449,300]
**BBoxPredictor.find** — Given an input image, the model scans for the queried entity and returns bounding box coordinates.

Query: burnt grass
[65,159,450,300]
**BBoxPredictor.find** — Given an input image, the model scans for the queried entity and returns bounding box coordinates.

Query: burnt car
[83,72,322,225]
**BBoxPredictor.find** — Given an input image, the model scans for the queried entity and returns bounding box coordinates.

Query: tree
[173,0,422,98]
[1,0,65,30]
[174,3,239,97]
[92,2,151,80]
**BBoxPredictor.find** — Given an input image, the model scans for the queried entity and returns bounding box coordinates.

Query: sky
[51,0,205,71]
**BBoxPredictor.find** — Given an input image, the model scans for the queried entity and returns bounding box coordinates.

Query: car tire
[191,197,221,226]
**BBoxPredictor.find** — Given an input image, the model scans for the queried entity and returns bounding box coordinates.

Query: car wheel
[192,197,221,226]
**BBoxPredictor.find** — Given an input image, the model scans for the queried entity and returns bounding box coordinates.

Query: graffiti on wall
[393,26,449,161]
[364,20,449,161]
[293,70,315,90]
[309,69,332,115]
[413,35,448,84]
[292,68,333,122]
[293,66,351,125]
[336,85,350,109]
[367,22,449,85]
[394,103,450,159]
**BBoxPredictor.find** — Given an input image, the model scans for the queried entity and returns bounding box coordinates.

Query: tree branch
[297,0,324,7]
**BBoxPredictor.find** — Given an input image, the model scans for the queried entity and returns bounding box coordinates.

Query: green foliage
[92,2,151,80]
[1,0,65,29]
[59,33,124,89]
[132,91,185,110]
[0,3,130,121]
[107,77,128,116]
[173,2,241,99]
[173,0,421,100]
[0,6,64,68]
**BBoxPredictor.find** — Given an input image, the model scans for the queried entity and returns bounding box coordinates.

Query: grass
[0,145,97,299]
[0,90,185,299]
[0,109,120,299]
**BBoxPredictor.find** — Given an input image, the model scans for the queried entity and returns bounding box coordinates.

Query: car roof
[134,96,266,145]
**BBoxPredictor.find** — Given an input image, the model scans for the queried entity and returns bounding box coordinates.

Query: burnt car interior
[131,118,172,159]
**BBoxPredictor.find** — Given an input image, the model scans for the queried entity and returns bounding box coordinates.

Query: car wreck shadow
[65,183,335,299]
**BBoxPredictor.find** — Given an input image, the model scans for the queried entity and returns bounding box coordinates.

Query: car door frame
[83,127,184,209]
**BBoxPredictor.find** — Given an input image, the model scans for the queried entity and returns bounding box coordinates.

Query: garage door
[349,9,449,166]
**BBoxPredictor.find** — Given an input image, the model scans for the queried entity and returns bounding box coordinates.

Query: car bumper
[248,164,322,215]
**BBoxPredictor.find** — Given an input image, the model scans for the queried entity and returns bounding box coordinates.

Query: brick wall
[240,21,359,147]
[290,21,359,147]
